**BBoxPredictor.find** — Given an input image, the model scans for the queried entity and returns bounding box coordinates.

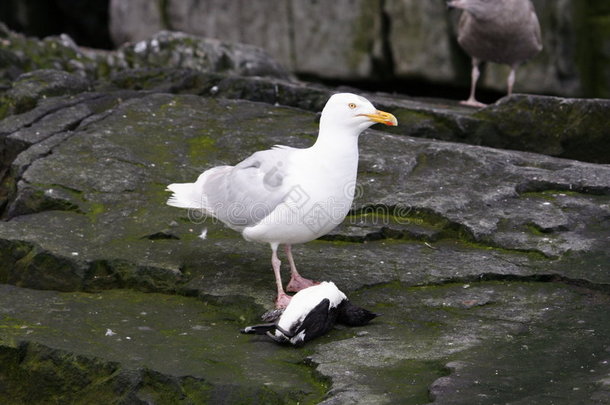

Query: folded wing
[167,147,295,231]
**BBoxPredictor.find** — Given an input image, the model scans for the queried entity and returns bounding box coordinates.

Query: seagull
[448,0,543,107]
[241,281,378,346]
[166,93,398,308]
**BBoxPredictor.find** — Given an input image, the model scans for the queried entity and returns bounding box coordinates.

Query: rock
[0,286,317,404]
[113,0,385,80]
[474,95,610,164]
[313,282,610,405]
[0,92,607,291]
[165,0,294,72]
[103,67,610,164]
[3,281,608,404]
[0,23,98,85]
[0,23,291,92]
[107,0,610,97]
[386,0,458,82]
[5,69,92,114]
[0,90,146,213]
[109,0,164,46]
[370,92,610,164]
[0,92,608,287]
[1,26,609,404]
[290,0,384,79]
[2,25,607,165]
[115,31,291,80]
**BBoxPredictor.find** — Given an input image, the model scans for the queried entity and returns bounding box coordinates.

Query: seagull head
[320,93,398,134]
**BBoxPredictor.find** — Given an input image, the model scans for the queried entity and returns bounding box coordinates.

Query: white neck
[307,126,360,195]
[311,123,362,157]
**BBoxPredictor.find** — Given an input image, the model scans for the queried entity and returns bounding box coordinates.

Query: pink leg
[460,58,487,108]
[270,243,291,309]
[284,244,320,292]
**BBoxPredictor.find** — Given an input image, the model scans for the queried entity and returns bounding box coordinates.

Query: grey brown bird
[448,0,543,107]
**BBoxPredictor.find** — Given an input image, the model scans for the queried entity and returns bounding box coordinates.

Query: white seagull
[166,93,398,308]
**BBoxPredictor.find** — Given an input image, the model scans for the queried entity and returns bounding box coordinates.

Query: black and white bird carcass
[241,281,378,346]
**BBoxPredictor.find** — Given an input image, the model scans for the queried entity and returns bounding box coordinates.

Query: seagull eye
[348,103,357,109]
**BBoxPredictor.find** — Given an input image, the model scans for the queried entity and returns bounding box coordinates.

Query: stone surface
[110,31,291,80]
[0,286,325,404]
[110,0,385,80]
[2,25,608,165]
[386,0,458,82]
[290,0,384,79]
[0,23,290,94]
[474,95,610,164]
[106,0,610,98]
[108,0,164,47]
[166,0,294,72]
[0,90,609,403]
[0,27,609,404]
[4,69,92,114]
[2,281,609,404]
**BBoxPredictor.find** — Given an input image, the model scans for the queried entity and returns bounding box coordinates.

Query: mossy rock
[475,94,610,163]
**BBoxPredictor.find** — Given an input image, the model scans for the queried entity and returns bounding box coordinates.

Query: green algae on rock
[0,286,328,404]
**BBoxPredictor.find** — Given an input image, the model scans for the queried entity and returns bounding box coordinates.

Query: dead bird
[448,0,543,107]
[242,281,378,346]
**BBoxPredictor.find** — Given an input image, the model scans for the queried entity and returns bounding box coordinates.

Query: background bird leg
[461,58,486,107]
[507,66,517,96]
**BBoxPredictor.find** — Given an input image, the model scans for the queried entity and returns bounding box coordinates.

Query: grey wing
[203,148,293,229]
[528,2,543,52]
[456,12,472,48]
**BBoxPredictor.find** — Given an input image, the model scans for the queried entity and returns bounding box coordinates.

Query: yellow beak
[359,110,398,126]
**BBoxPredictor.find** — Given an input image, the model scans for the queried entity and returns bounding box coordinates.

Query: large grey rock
[0,23,97,85]
[110,0,384,80]
[474,95,610,163]
[290,0,384,78]
[0,23,290,91]
[166,0,294,72]
[107,0,610,98]
[0,26,609,403]
[111,31,291,80]
[4,69,92,114]
[108,0,164,46]
[0,286,318,404]
[2,280,609,404]
[2,25,608,165]
[0,90,608,403]
[386,0,458,82]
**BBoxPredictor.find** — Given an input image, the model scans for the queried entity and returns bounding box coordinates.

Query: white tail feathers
[166,182,204,209]
[166,165,232,212]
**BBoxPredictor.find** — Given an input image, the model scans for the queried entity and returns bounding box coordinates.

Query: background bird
[241,281,378,346]
[448,0,543,107]
[166,93,397,308]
